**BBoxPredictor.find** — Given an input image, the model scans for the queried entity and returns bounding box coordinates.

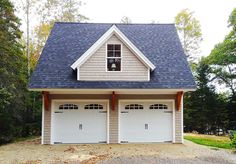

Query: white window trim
[149,103,168,110]
[106,43,122,72]
[84,103,104,110]
[118,99,176,143]
[125,103,144,110]
[50,99,110,144]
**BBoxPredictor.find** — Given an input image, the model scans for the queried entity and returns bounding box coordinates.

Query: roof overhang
[71,25,156,71]
[28,88,196,94]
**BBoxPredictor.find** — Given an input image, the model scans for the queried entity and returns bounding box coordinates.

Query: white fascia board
[28,88,196,94]
[70,25,156,71]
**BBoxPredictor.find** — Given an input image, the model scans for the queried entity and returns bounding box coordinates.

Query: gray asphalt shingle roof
[29,23,196,89]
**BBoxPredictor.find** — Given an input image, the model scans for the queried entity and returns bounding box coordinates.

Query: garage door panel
[52,101,107,144]
[120,101,173,143]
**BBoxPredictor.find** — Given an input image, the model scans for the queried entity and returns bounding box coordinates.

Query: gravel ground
[0,138,235,164]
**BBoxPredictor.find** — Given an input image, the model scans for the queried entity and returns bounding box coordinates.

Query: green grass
[184,135,232,149]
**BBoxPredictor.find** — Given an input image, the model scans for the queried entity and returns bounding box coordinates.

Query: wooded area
[0,0,235,144]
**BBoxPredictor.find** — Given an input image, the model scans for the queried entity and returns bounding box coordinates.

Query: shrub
[231,133,236,149]
[230,130,236,149]
[229,130,235,140]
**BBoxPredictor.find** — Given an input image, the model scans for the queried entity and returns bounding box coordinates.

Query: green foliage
[231,133,236,148]
[229,130,236,140]
[184,135,232,149]
[228,8,236,29]
[38,0,89,23]
[0,0,42,145]
[175,9,202,61]
[206,8,236,96]
[184,59,228,134]
[205,8,236,130]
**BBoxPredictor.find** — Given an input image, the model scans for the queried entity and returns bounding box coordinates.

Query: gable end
[71,25,156,71]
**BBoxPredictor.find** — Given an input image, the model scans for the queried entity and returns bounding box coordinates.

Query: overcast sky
[80,0,235,57]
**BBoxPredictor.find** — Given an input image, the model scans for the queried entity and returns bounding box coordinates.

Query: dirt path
[0,138,235,164]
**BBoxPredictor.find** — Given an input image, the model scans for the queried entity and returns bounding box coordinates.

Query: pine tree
[184,59,223,134]
[0,0,27,143]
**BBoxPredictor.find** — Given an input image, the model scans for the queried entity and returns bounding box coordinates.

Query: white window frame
[149,103,168,110]
[84,103,104,110]
[106,43,122,72]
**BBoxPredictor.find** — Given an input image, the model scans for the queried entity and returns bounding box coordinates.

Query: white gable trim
[71,25,156,71]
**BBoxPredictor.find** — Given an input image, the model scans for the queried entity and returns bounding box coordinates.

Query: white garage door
[51,100,108,144]
[120,100,173,143]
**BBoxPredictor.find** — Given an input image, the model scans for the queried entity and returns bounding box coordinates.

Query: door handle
[145,124,148,130]
[79,124,82,130]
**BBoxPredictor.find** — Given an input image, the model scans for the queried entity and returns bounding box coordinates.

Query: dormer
[71,25,155,81]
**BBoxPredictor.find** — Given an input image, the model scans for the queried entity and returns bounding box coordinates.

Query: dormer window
[107,44,121,71]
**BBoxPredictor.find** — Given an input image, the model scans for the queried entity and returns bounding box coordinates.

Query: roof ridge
[54,22,175,25]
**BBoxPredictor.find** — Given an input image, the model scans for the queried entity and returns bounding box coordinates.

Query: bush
[230,130,236,149]
[229,130,236,140]
[231,133,236,149]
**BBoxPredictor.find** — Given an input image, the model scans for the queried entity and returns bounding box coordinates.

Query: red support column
[112,91,116,111]
[176,91,183,111]
[42,91,49,111]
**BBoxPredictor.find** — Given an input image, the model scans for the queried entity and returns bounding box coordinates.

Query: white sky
[80,0,235,57]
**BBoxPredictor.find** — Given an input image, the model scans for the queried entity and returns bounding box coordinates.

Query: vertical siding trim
[107,100,110,143]
[181,93,184,143]
[172,99,176,143]
[147,67,150,81]
[41,95,44,144]
[77,67,80,80]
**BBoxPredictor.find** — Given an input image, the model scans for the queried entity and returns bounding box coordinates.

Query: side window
[149,104,168,110]
[59,104,78,110]
[107,44,121,71]
[125,104,143,110]
[84,104,103,110]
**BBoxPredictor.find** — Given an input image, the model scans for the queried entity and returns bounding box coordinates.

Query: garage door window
[84,104,103,109]
[149,104,168,110]
[59,104,78,110]
[125,104,143,110]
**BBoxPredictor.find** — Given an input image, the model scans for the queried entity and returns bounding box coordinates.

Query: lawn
[184,133,232,149]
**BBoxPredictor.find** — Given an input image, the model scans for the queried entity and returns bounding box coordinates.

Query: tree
[29,0,89,70]
[184,59,226,134]
[38,0,88,23]
[0,0,25,143]
[207,8,236,96]
[206,8,236,130]
[120,16,132,24]
[175,9,203,61]
[0,0,41,144]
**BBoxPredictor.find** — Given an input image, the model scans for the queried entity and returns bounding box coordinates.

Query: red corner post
[42,91,49,111]
[176,91,183,111]
[112,91,116,111]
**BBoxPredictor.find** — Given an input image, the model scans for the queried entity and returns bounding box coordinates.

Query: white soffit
[70,25,156,71]
[28,88,195,94]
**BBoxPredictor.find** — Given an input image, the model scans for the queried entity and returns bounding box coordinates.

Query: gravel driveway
[0,138,235,164]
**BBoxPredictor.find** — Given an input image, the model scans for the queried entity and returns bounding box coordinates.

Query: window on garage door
[125,104,143,110]
[149,104,168,110]
[84,104,103,109]
[59,104,79,110]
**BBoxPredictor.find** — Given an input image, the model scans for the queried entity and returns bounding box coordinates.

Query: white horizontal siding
[79,34,149,81]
